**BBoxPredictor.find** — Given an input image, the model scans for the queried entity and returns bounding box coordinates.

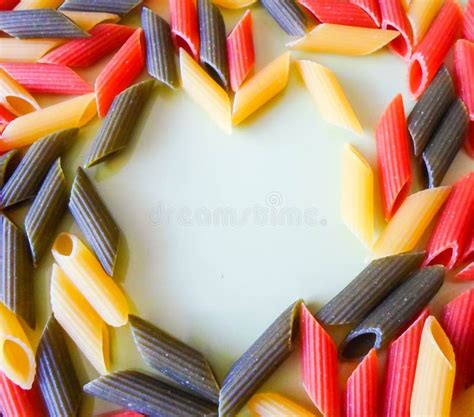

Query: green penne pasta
[408,66,456,156]
[219,300,303,417]
[60,0,143,16]
[340,266,445,359]
[198,0,229,90]
[0,10,87,39]
[69,167,120,276]
[37,316,82,417]
[0,213,34,328]
[316,251,425,326]
[84,80,154,168]
[422,98,469,188]
[129,315,220,404]
[1,129,77,209]
[141,7,178,89]
[260,0,307,36]
[25,159,68,267]
[0,149,18,188]
[84,370,218,417]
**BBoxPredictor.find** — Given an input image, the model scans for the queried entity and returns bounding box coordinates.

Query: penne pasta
[129,315,219,403]
[382,309,429,417]
[372,186,452,257]
[0,105,15,134]
[298,60,362,134]
[180,48,231,133]
[248,393,317,417]
[84,80,154,167]
[340,266,444,359]
[380,0,413,59]
[84,370,217,416]
[25,158,68,266]
[317,251,424,326]
[410,316,455,417]
[14,0,64,9]
[408,0,463,98]
[0,38,62,63]
[0,214,34,328]
[232,52,290,126]
[51,264,110,374]
[351,0,381,26]
[466,121,474,158]
[52,233,129,327]
[456,262,474,281]
[465,0,474,42]
[300,304,340,417]
[69,167,120,276]
[141,7,178,89]
[451,385,474,417]
[212,0,256,8]
[288,24,399,55]
[454,39,474,121]
[227,10,255,92]
[0,68,40,116]
[0,93,96,151]
[261,0,307,36]
[1,0,20,9]
[0,302,35,390]
[59,0,142,15]
[169,0,200,61]
[407,0,444,45]
[62,10,120,30]
[37,316,82,417]
[219,300,302,417]
[407,65,455,156]
[97,412,144,417]
[340,144,373,246]
[198,0,229,90]
[0,149,18,188]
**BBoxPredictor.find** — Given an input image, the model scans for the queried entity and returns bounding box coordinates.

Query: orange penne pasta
[248,393,317,416]
[0,68,39,116]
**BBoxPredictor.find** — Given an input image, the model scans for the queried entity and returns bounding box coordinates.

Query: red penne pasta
[375,94,412,220]
[0,63,92,95]
[466,122,474,158]
[0,372,48,417]
[380,0,413,59]
[454,39,474,121]
[0,105,15,134]
[0,0,19,10]
[227,10,255,93]
[464,0,474,42]
[40,24,135,68]
[95,28,145,118]
[382,309,429,417]
[456,232,474,280]
[96,411,144,417]
[298,0,377,28]
[441,288,474,389]
[345,349,378,417]
[424,172,474,269]
[300,303,340,417]
[169,0,200,61]
[408,0,463,98]
[350,0,381,26]
[456,262,474,280]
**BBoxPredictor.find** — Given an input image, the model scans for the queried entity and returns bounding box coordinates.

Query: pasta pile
[0,0,472,416]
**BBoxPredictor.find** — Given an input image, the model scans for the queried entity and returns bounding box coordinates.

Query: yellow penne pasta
[14,0,64,9]
[211,0,256,8]
[287,24,400,56]
[248,393,317,417]
[51,264,110,374]
[62,11,120,31]
[232,52,291,126]
[0,68,40,116]
[341,144,373,246]
[0,39,62,63]
[407,0,444,45]
[451,385,474,417]
[372,186,451,257]
[401,0,411,11]
[0,302,35,390]
[52,233,129,327]
[0,93,96,151]
[297,60,363,135]
[410,316,455,417]
[180,48,231,133]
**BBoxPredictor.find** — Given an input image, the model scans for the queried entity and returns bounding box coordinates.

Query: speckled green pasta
[129,315,220,404]
[141,7,178,89]
[316,251,425,326]
[84,80,154,168]
[59,0,143,16]
[25,159,67,267]
[340,266,445,359]
[0,129,77,208]
[0,150,18,188]
[84,370,218,417]
[0,10,87,39]
[260,0,306,36]
[422,98,469,188]
[69,167,120,276]
[37,316,82,417]
[219,300,303,417]
[0,214,34,328]
[408,66,456,156]
[198,0,229,90]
